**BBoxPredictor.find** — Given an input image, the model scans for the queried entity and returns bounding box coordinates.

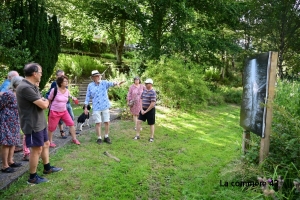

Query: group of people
[0,62,157,185]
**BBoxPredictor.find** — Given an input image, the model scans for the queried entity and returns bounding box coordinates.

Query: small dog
[76,105,91,131]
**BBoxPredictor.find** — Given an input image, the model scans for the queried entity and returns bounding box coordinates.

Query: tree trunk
[115,19,126,66]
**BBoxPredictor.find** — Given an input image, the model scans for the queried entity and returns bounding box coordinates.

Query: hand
[141,110,146,115]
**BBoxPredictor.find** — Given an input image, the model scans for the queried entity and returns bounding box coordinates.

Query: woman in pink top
[47,75,80,147]
[127,76,146,130]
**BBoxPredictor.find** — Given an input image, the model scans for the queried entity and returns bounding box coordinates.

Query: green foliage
[217,86,243,105]
[0,5,31,68]
[9,0,61,89]
[101,53,116,60]
[245,80,300,199]
[144,56,212,109]
[54,54,107,82]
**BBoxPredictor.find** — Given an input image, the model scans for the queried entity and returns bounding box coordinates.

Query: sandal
[60,130,67,139]
[1,167,15,173]
[9,162,22,167]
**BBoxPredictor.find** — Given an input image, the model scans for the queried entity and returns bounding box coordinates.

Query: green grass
[1,105,260,199]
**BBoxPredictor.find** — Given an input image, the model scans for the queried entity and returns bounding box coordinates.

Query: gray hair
[8,70,19,79]
[9,76,24,91]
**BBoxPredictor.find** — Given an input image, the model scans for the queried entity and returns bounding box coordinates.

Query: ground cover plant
[0,105,260,199]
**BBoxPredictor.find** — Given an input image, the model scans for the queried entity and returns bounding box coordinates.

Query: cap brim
[91,74,101,76]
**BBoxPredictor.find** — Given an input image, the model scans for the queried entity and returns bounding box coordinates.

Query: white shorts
[92,109,110,123]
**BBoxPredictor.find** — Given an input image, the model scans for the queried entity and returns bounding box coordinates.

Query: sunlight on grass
[0,104,260,199]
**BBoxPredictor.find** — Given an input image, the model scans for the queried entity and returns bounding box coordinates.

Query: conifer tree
[10,0,60,89]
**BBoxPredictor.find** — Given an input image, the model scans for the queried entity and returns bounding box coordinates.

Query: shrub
[245,80,300,199]
[144,56,212,109]
[217,86,243,104]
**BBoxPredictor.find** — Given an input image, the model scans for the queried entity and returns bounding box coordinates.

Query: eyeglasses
[63,81,68,83]
[36,71,42,74]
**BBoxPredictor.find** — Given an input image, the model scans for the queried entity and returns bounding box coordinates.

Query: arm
[33,97,49,110]
[127,86,132,103]
[141,101,155,115]
[84,85,91,114]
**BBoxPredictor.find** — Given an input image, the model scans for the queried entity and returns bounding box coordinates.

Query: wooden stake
[242,129,251,154]
[259,52,278,164]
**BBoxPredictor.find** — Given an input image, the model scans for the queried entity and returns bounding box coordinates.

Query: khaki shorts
[92,109,110,123]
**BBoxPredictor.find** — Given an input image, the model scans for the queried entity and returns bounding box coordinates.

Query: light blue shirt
[0,79,10,92]
[84,80,115,111]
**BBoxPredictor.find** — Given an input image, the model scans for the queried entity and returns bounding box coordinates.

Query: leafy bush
[144,56,212,109]
[54,54,107,83]
[245,80,300,199]
[217,86,243,104]
[101,53,116,60]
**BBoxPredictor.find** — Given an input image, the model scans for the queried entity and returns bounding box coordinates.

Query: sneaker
[27,174,49,185]
[49,142,56,148]
[97,138,102,145]
[133,136,140,140]
[104,137,111,144]
[149,138,154,142]
[72,139,80,145]
[43,166,63,174]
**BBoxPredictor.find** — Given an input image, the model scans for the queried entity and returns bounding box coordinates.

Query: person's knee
[44,140,50,148]
[31,146,43,155]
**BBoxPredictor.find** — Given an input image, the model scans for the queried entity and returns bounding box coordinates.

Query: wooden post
[259,52,278,164]
[242,129,251,154]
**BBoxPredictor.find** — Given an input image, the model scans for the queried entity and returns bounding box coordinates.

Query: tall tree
[247,0,300,79]
[9,0,60,89]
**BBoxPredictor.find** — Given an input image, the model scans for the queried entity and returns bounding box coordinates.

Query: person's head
[24,63,42,83]
[56,75,68,87]
[8,71,19,80]
[133,76,141,84]
[9,76,24,91]
[91,70,102,83]
[56,70,65,78]
[144,78,153,90]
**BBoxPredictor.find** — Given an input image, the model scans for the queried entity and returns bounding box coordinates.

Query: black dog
[76,105,91,131]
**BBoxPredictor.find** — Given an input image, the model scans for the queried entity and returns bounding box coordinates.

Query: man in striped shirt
[134,78,156,142]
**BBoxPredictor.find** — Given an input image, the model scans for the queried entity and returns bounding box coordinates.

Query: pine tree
[9,0,60,89]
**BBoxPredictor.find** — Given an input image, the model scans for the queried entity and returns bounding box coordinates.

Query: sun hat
[91,70,101,76]
[145,78,153,84]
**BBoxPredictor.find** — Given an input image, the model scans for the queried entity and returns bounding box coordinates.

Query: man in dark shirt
[16,63,62,185]
[134,78,156,142]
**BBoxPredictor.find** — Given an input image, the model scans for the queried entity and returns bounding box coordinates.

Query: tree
[0,4,31,70]
[9,0,60,89]
[246,0,300,79]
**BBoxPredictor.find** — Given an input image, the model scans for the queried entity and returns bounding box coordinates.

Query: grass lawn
[1,104,260,199]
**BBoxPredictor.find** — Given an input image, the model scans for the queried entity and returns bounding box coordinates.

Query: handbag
[128,100,135,107]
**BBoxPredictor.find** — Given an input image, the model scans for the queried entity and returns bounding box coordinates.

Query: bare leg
[150,125,155,139]
[95,123,102,137]
[48,131,53,143]
[69,126,77,140]
[136,120,142,137]
[29,146,43,173]
[133,115,137,128]
[58,124,64,132]
[41,141,50,165]
[23,135,30,156]
[1,145,9,169]
[8,146,15,165]
[104,122,109,135]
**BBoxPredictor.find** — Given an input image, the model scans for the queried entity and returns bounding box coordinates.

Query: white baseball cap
[91,70,101,76]
[145,78,153,84]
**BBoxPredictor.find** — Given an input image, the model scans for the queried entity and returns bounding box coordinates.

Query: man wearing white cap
[134,78,156,142]
[84,70,125,144]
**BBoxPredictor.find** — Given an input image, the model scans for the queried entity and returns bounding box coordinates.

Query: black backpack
[47,87,58,116]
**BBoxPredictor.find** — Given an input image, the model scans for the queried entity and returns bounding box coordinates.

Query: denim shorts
[25,128,48,148]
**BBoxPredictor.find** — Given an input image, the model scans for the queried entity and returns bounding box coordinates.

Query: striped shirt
[141,89,156,108]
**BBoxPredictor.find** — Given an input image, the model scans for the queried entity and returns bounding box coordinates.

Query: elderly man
[0,70,19,92]
[16,63,62,184]
[84,70,125,144]
[134,78,157,142]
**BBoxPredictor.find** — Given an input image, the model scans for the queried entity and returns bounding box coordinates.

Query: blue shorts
[25,128,48,147]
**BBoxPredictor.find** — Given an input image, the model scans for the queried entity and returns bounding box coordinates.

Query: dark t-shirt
[16,79,47,134]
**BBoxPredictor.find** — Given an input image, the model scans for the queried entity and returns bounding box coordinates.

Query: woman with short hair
[47,75,80,147]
